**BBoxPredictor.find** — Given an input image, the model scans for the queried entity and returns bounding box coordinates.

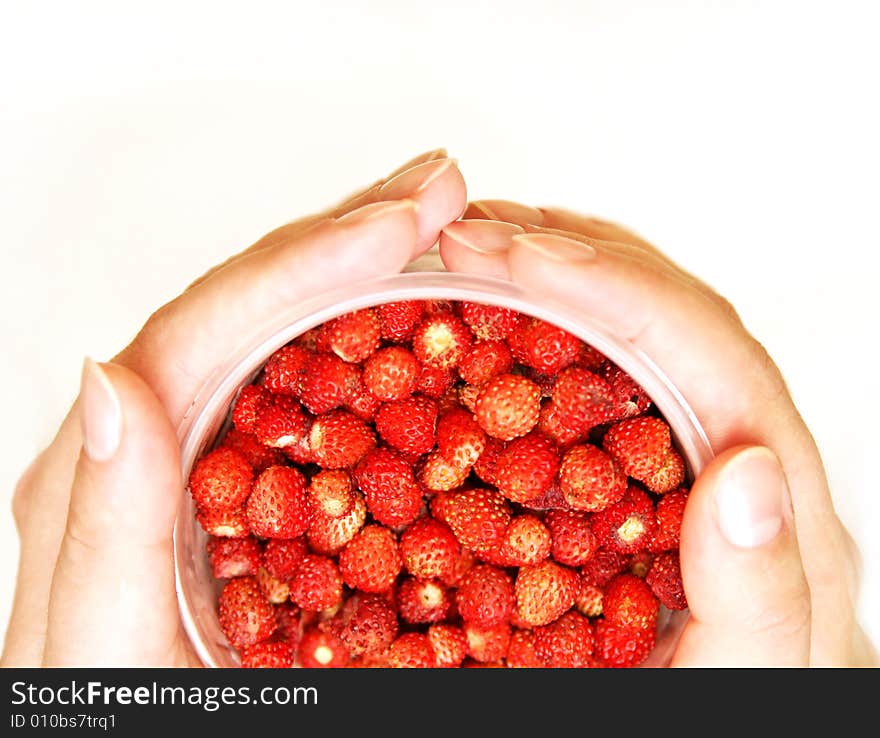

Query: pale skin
[2,151,874,667]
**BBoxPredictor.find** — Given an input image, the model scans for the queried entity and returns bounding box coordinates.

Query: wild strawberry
[475,373,541,441]
[457,383,481,413]
[232,384,270,432]
[338,525,402,593]
[297,352,359,415]
[412,311,472,368]
[294,326,321,351]
[581,549,629,587]
[281,429,314,466]
[298,626,350,668]
[443,487,511,553]
[344,375,383,422]
[603,416,672,480]
[220,428,284,473]
[600,363,652,420]
[458,340,513,385]
[321,308,380,363]
[436,407,486,468]
[189,447,253,511]
[558,444,627,512]
[506,629,546,668]
[494,431,560,503]
[646,552,688,610]
[538,400,589,448]
[246,466,311,539]
[196,506,249,538]
[398,577,452,623]
[441,547,477,588]
[263,344,310,397]
[399,517,460,580]
[642,448,686,494]
[257,566,290,603]
[363,346,420,400]
[604,574,659,631]
[336,593,399,656]
[534,611,595,667]
[651,488,688,551]
[388,633,435,668]
[551,366,615,434]
[418,450,469,492]
[375,395,438,456]
[218,576,276,649]
[629,551,654,578]
[241,640,293,668]
[545,509,598,567]
[288,554,343,612]
[461,302,519,340]
[273,601,302,645]
[591,487,657,553]
[496,514,552,566]
[253,395,310,448]
[207,536,263,579]
[472,438,504,485]
[576,576,604,617]
[309,410,376,469]
[416,363,455,399]
[307,493,367,555]
[578,343,606,370]
[354,447,422,527]
[456,565,515,626]
[308,469,354,518]
[464,622,511,663]
[515,560,579,627]
[509,317,580,374]
[263,538,308,581]
[520,482,571,512]
[377,300,426,343]
[595,619,655,668]
[428,624,468,667]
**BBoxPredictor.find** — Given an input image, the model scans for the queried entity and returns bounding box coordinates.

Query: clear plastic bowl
[174,253,714,667]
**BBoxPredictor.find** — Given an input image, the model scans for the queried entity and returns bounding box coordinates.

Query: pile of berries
[188,301,689,668]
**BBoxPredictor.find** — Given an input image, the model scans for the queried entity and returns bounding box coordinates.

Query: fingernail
[387,148,448,178]
[441,220,524,253]
[466,200,545,225]
[337,199,419,224]
[379,158,457,199]
[715,447,789,549]
[511,233,597,261]
[80,358,122,462]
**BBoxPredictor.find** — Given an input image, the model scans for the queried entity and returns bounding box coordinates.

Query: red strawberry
[629,550,655,578]
[298,352,359,414]
[534,611,595,667]
[545,509,598,567]
[581,549,629,587]
[189,447,253,511]
[263,344,310,397]
[273,601,302,646]
[398,577,452,623]
[506,629,546,668]
[196,506,249,538]
[642,448,686,494]
[538,400,589,448]
[464,621,511,663]
[281,429,314,466]
[457,383,482,414]
[338,525,403,593]
[308,469,354,518]
[246,466,311,539]
[461,302,519,340]
[646,551,688,610]
[514,560,579,627]
[441,547,477,588]
[442,487,511,553]
[388,633,435,668]
[241,640,293,668]
[218,576,276,649]
[253,395,310,449]
[220,428,285,473]
[416,363,455,399]
[591,487,657,553]
[600,363,652,420]
[257,566,290,603]
[551,366,614,434]
[494,431,560,503]
[375,395,438,456]
[307,493,367,555]
[472,438,504,486]
[288,554,343,612]
[651,488,689,551]
[558,444,627,512]
[363,346,421,401]
[577,343,606,370]
[309,410,376,469]
[298,626,350,668]
[207,536,263,579]
[603,416,672,480]
[428,624,467,668]
[418,450,470,492]
[412,311,473,368]
[474,373,541,441]
[399,517,460,581]
[321,308,381,363]
[336,593,399,656]
[354,447,423,527]
[263,538,308,581]
[595,619,655,668]
[576,576,604,617]
[604,574,660,631]
[232,384,270,432]
[519,482,572,512]
[377,300,426,343]
[509,317,580,375]
[344,375,383,421]
[496,514,552,566]
[456,565,515,627]
[458,340,513,385]
[436,407,486,468]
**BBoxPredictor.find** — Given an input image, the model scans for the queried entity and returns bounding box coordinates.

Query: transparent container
[174,252,714,667]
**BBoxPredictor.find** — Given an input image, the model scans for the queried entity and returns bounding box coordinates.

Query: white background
[1,0,878,654]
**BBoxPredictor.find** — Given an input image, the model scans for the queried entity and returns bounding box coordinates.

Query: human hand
[439,202,876,666]
[2,150,466,666]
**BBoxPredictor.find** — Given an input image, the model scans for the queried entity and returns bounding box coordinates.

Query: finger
[463,199,544,225]
[537,207,662,255]
[438,220,524,281]
[43,360,191,666]
[674,446,811,666]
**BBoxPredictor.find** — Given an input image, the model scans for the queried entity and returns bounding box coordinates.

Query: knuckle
[746,587,813,643]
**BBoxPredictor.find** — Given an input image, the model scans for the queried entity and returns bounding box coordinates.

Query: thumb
[43,359,188,666]
[672,445,811,666]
